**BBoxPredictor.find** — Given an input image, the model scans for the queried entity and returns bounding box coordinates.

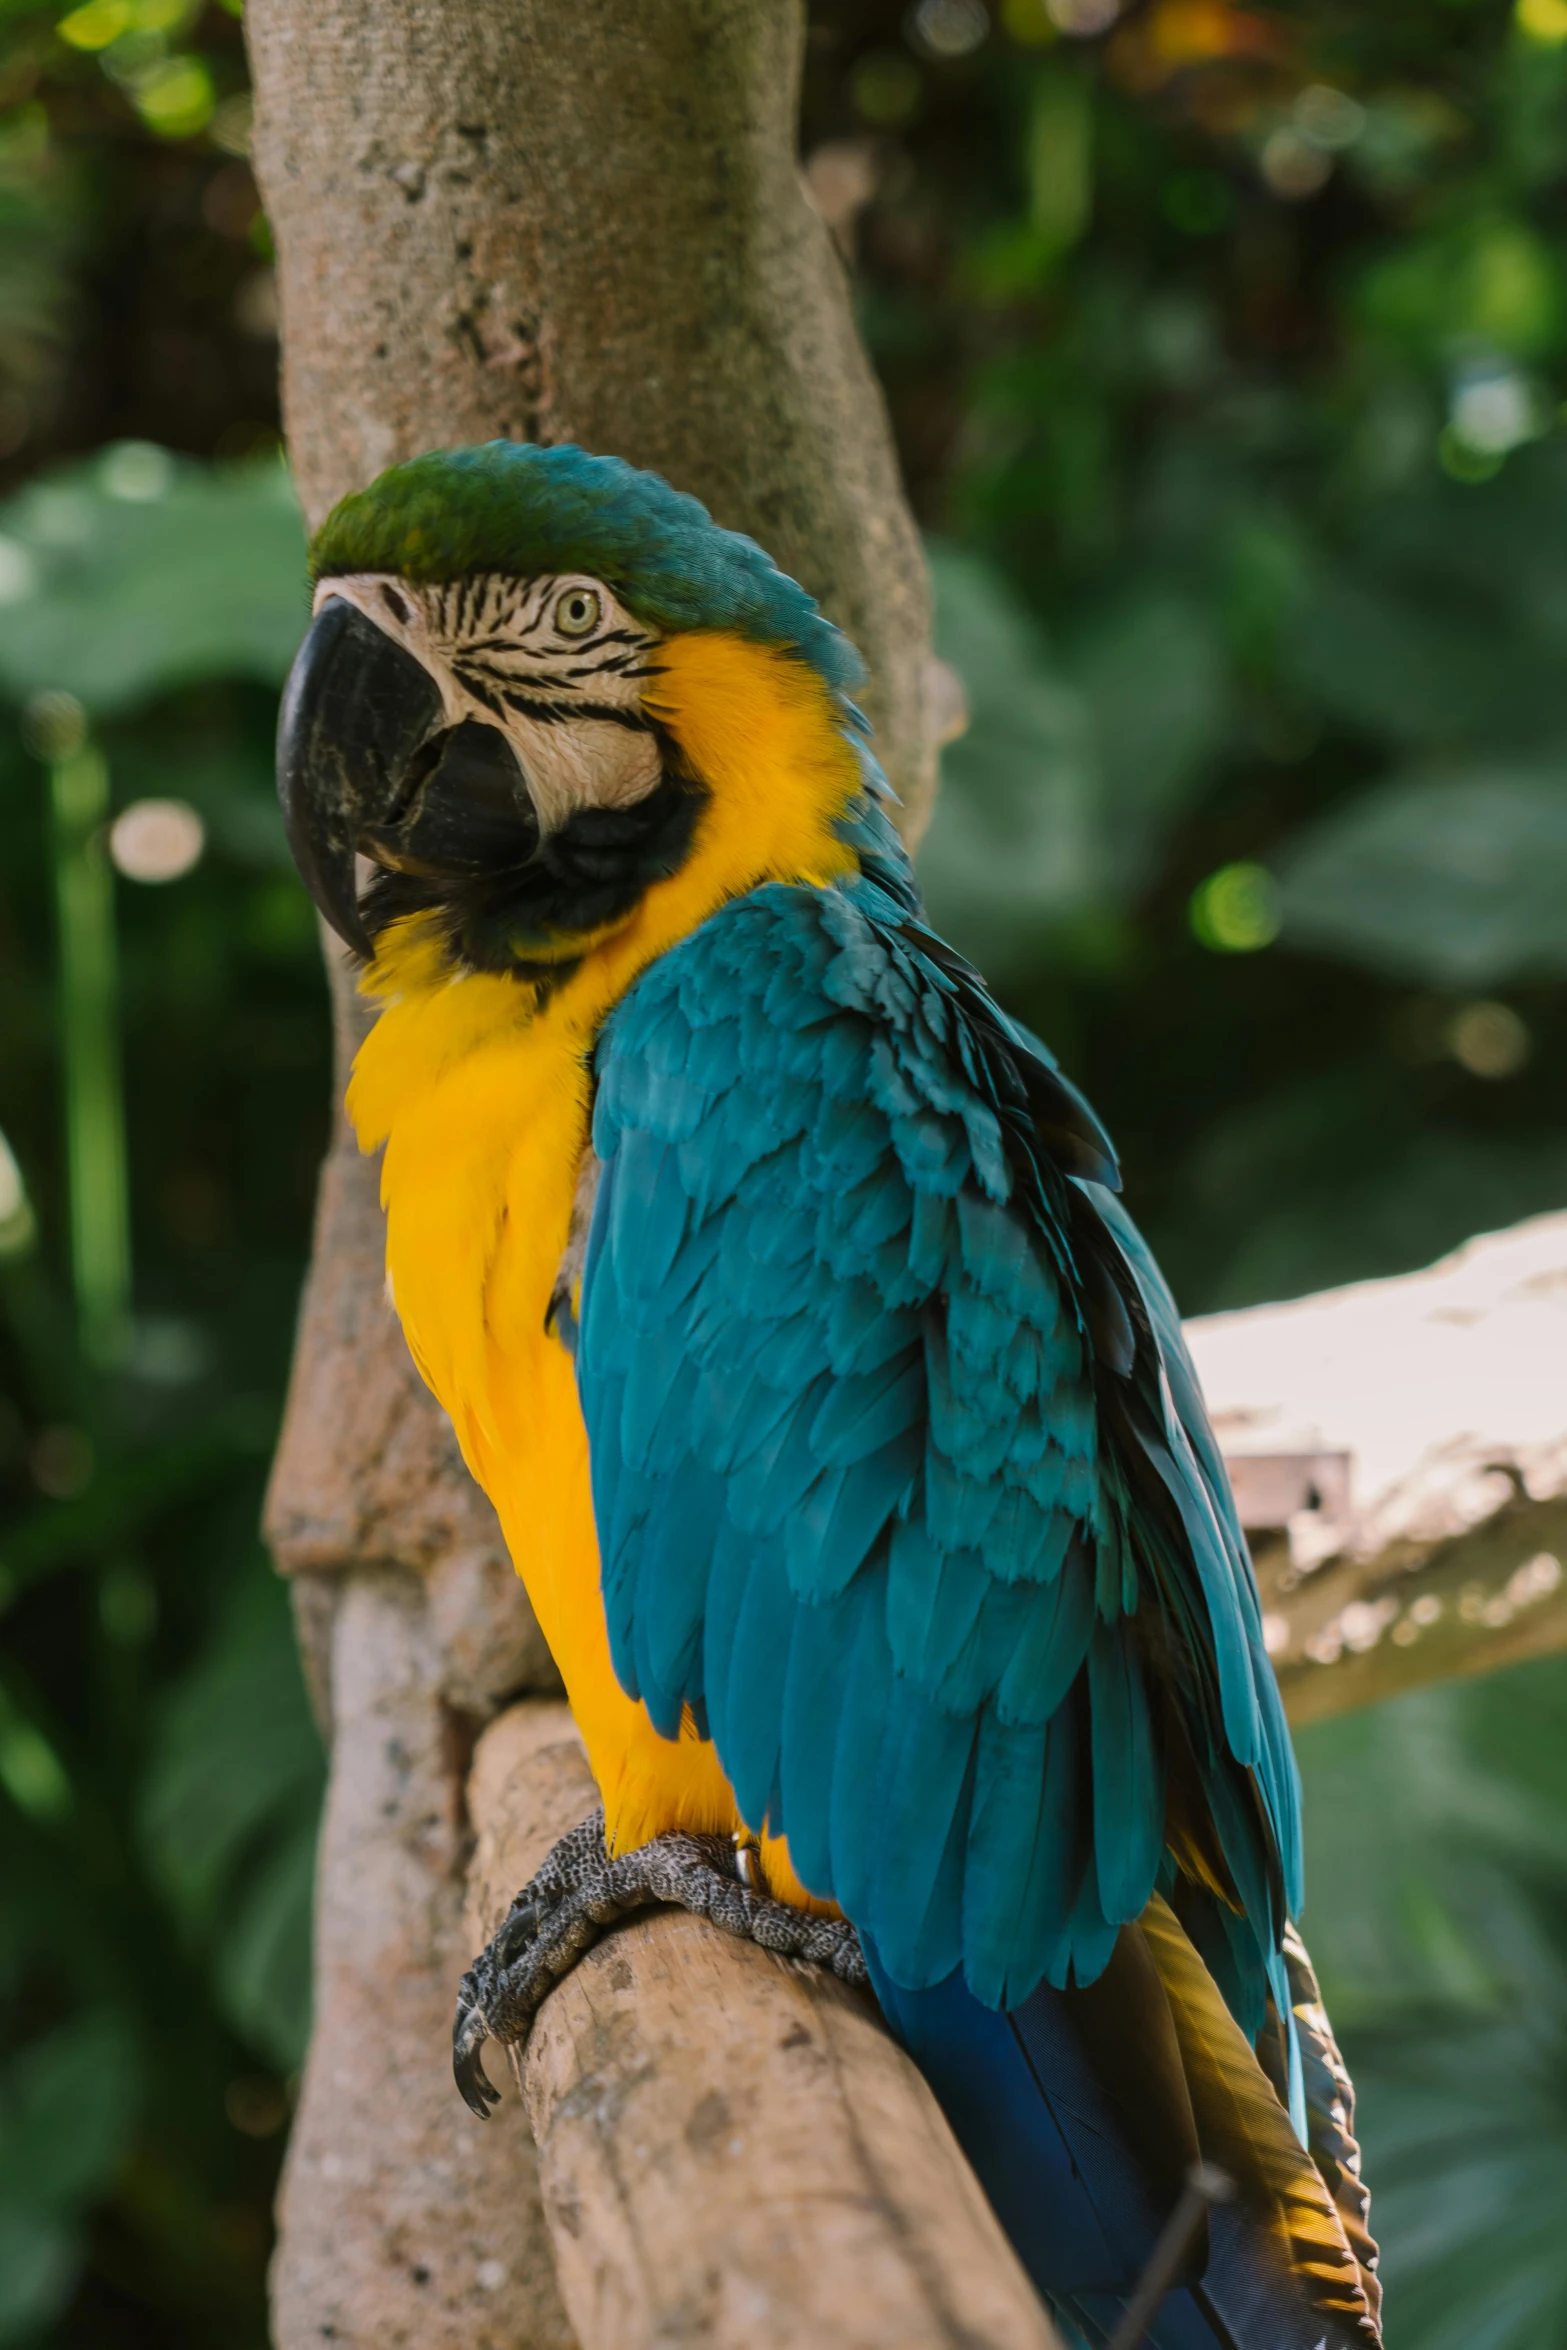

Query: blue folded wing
[579,876,1299,2030]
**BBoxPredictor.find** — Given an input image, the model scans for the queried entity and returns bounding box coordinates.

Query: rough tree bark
[242,5,1030,2347]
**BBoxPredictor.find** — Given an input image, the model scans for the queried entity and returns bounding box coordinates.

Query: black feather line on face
[358,728,707,978]
[496,693,654,731]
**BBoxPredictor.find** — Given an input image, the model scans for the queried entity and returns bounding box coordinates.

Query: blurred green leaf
[1363,2007,1567,2350]
[1288,447,1567,749]
[0,2206,77,2344]
[918,553,1228,970]
[0,2009,139,2210]
[1290,566,1567,748]
[1357,216,1565,363]
[1301,1661,1567,2350]
[139,1555,320,1952]
[918,540,1100,968]
[1277,767,1567,987]
[1291,569,1536,745]
[214,1815,315,2068]
[1299,1685,1567,2022]
[0,450,307,716]
[0,2012,138,2342]
[0,1402,275,1611]
[1064,589,1226,891]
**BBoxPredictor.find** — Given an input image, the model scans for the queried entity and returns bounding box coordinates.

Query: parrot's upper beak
[277,596,540,957]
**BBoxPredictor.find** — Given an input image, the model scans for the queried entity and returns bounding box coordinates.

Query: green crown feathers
[309,441,865,695]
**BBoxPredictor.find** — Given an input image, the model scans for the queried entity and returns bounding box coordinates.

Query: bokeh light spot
[1189,862,1281,953]
[1261,127,1333,199]
[31,1424,94,1500]
[100,1564,158,1646]
[210,90,252,154]
[908,0,990,58]
[99,438,174,500]
[225,2075,291,2139]
[1438,424,1505,483]
[131,53,214,139]
[1517,0,1567,42]
[1448,1000,1530,1079]
[232,267,278,339]
[1294,85,1364,150]
[22,690,88,760]
[851,49,923,126]
[1047,0,1120,30]
[56,0,131,49]
[0,1127,36,1259]
[109,797,205,883]
[1002,0,1059,40]
[0,534,37,606]
[0,1708,72,1822]
[1448,364,1539,457]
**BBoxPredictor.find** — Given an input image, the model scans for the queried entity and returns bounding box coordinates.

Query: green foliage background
[1,0,1566,2341]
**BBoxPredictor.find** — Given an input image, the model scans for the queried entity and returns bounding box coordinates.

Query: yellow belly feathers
[345,630,860,1899]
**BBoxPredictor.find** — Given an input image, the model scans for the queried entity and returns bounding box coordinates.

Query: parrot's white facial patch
[315,569,664,834]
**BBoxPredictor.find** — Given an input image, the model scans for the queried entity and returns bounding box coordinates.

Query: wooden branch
[1190,1211,1567,1726]
[466,1703,1061,2350]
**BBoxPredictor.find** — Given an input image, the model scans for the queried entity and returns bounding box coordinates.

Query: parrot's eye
[554,586,602,639]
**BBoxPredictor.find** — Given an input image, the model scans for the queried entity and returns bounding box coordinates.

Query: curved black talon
[453,1968,502,2119]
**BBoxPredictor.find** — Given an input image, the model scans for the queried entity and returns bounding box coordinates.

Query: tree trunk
[246,4,956,2345]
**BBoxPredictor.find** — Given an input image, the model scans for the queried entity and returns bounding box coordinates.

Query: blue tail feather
[864,1908,1377,2350]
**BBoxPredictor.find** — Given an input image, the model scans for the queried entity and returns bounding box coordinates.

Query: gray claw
[453,1969,502,2119]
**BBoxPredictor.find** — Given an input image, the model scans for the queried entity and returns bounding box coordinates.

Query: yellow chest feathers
[342,630,861,1843]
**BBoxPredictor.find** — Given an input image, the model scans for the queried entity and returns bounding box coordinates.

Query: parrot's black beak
[277,596,539,957]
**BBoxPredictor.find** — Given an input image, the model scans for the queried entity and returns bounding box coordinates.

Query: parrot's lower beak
[277,596,539,957]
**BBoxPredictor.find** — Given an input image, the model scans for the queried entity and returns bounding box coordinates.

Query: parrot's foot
[453,1808,867,2117]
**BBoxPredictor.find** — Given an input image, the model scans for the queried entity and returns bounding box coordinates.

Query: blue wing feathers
[1089,1625,1166,1923]
[716,1530,795,1825]
[579,877,1304,2038]
[775,1589,850,1891]
[632,1465,724,1733]
[995,1541,1097,1729]
[964,1709,1051,2000]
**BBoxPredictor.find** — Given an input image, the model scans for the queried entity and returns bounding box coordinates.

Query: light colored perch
[1190,1210,1567,1725]
[466,1704,1062,2350]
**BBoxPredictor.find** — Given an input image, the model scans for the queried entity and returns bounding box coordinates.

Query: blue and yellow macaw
[277,442,1380,2350]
